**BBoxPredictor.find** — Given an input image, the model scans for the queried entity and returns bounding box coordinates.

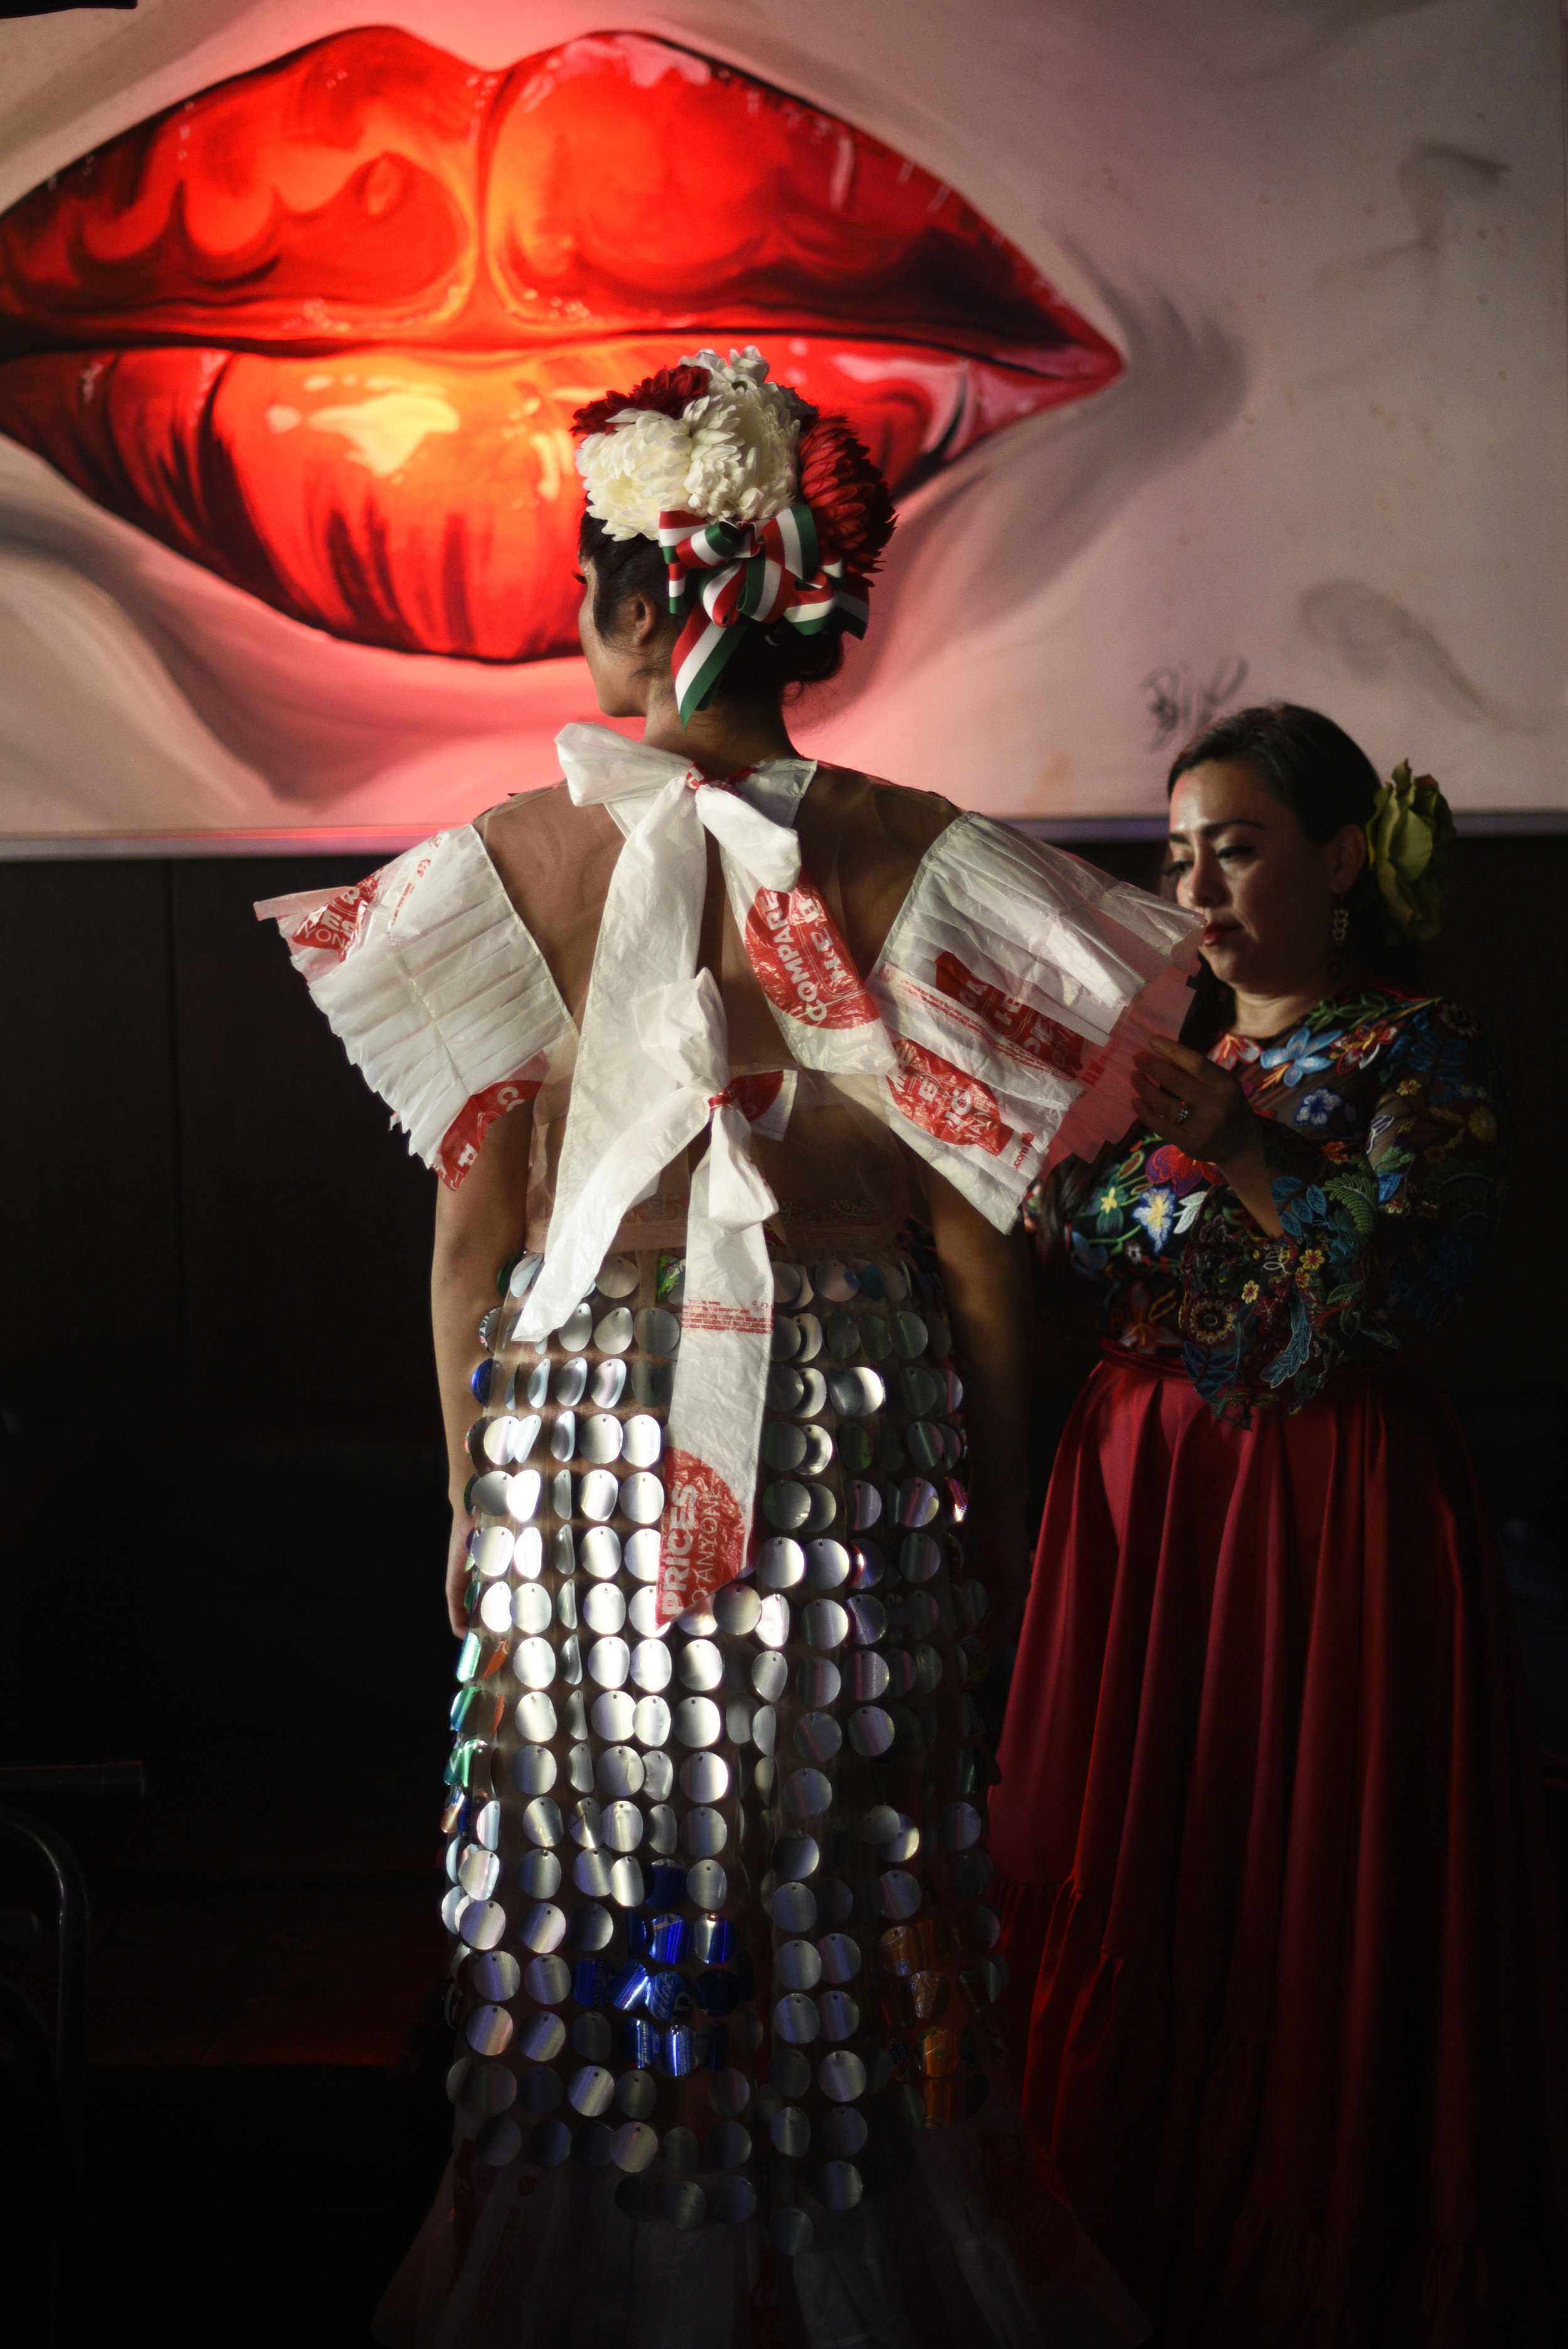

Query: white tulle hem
[373,2111,1150,2349]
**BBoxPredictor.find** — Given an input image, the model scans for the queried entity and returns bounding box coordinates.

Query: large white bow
[514,727,820,1619]
[518,731,806,1343]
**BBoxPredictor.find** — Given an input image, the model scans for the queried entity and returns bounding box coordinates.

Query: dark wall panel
[170,858,440,1445]
[0,859,181,1422]
[3,834,1564,1455]
[1418,838,1567,1396]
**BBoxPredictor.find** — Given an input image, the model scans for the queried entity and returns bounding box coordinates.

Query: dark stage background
[3,832,1566,2340]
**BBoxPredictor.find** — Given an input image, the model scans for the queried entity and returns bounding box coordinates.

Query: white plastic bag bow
[516,728,882,1617]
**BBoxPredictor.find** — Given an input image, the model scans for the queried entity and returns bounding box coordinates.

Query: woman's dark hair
[1167,700,1423,1044]
[578,509,846,702]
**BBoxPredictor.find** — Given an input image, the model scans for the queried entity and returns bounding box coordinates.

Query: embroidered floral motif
[1185,1296,1236,1344]
[1296,1087,1345,1129]
[1027,982,1507,1424]
[1258,1024,1342,1088]
[1131,1184,1179,1252]
[1115,1279,1171,1350]
[1145,1142,1215,1194]
[1338,1022,1400,1070]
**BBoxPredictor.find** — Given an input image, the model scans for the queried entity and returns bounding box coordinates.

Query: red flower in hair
[570,364,711,440]
[795,415,896,573]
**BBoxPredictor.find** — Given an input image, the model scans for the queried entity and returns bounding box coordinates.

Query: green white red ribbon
[658,502,869,723]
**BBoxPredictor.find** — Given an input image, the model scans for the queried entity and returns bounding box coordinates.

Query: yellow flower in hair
[1364,761,1456,943]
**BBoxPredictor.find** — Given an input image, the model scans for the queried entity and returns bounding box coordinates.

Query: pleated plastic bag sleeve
[255,827,575,1187]
[866,814,1200,1230]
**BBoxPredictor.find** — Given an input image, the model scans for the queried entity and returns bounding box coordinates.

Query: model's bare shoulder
[810,765,962,970]
[481,783,615,889]
[476,783,621,1014]
[479,778,571,858]
[866,773,963,863]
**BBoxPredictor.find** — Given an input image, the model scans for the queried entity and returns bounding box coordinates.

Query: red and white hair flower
[794,415,896,575]
[569,363,712,440]
[570,346,893,565]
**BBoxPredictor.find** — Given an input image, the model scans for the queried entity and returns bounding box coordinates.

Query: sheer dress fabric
[259,731,1197,2348]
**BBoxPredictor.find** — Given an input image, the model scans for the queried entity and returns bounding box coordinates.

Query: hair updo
[577,508,847,703]
[1167,702,1422,1039]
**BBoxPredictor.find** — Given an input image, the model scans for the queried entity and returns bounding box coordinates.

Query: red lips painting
[0,26,1121,662]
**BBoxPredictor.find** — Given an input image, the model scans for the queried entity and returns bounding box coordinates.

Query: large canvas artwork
[0,0,1562,840]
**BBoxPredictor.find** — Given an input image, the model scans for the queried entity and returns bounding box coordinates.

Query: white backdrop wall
[0,0,1562,843]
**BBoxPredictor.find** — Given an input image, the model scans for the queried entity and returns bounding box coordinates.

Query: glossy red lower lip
[0,27,1121,660]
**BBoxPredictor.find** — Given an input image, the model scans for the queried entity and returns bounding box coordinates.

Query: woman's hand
[1133,1036,1285,1237]
[446,1507,473,1637]
[1133,1036,1258,1172]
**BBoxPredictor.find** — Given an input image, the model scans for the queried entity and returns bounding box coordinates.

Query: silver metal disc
[634,1308,682,1358]
[580,1413,623,1465]
[512,1746,557,1796]
[595,1253,639,1298]
[621,1413,663,1468]
[579,1468,618,1524]
[594,1307,635,1356]
[558,1302,595,1353]
[620,1471,665,1526]
[590,1690,635,1741]
[581,1583,626,1635]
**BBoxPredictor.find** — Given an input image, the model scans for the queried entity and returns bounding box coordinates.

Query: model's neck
[1229,958,1363,1039]
[638,691,798,775]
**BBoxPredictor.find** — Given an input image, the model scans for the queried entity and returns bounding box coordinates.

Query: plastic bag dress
[257,727,1196,2348]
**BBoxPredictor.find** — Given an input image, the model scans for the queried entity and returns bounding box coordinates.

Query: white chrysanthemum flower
[684,391,798,526]
[673,349,801,526]
[679,347,802,433]
[576,409,693,541]
[681,346,770,398]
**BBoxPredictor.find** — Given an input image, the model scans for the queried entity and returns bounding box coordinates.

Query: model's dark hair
[578,509,846,702]
[1167,700,1423,1044]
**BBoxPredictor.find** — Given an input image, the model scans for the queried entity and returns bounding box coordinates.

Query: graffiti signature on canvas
[1142,657,1249,752]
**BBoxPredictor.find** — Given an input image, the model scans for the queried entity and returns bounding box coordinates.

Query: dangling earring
[1330,901,1349,948]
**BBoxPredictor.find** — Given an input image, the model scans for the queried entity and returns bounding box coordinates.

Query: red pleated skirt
[989,1349,1568,2346]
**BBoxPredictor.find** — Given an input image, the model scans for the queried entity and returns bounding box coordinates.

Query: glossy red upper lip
[0,26,1122,660]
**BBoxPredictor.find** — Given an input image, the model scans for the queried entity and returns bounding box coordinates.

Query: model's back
[479,757,961,1251]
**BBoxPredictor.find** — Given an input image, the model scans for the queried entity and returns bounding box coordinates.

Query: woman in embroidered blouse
[990,704,1567,2347]
[262,352,1193,2348]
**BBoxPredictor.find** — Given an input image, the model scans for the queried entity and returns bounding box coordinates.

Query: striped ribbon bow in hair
[658,503,870,724]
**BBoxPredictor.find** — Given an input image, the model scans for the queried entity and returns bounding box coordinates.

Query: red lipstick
[0,27,1122,660]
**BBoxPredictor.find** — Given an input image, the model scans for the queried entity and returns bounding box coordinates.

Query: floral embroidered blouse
[1034,984,1508,1425]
